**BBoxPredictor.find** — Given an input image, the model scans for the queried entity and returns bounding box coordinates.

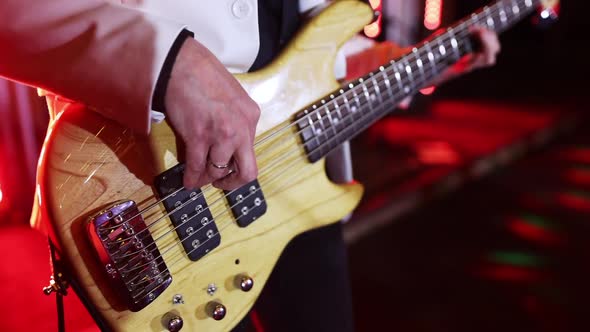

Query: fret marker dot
[500,11,507,22]
[348,83,354,89]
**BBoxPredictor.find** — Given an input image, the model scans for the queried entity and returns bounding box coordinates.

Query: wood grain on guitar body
[31,0,552,330]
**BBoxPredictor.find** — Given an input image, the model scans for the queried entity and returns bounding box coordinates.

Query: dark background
[349,1,590,331]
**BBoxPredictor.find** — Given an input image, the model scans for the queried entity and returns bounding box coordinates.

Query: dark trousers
[233,222,354,332]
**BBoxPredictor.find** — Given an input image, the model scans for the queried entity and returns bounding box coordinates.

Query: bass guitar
[33,0,557,330]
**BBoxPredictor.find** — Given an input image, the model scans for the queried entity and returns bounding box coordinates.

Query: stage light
[368,0,381,8]
[424,0,443,31]
[364,0,382,39]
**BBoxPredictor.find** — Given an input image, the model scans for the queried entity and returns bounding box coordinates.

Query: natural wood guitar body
[32,1,371,331]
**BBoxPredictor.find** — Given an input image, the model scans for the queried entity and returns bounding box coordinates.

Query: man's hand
[450,27,501,75]
[164,38,260,190]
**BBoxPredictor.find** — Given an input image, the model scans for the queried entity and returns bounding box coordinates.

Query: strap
[43,238,69,332]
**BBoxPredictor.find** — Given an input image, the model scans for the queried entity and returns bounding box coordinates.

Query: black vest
[249,0,301,71]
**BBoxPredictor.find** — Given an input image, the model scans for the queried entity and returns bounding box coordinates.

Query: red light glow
[420,86,436,95]
[424,0,443,30]
[414,141,461,165]
[507,216,564,247]
[556,191,590,213]
[474,264,543,283]
[562,167,590,186]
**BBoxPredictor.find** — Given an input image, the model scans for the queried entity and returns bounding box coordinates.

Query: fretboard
[296,0,540,162]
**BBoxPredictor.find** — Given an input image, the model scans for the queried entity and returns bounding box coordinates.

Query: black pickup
[225,179,267,227]
[154,164,220,261]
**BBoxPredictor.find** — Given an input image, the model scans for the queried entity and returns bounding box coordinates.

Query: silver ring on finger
[210,161,230,169]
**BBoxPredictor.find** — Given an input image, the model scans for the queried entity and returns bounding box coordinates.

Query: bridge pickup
[88,200,171,312]
[155,163,221,261]
[225,179,267,227]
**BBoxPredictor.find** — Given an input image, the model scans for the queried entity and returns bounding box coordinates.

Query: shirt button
[232,0,252,19]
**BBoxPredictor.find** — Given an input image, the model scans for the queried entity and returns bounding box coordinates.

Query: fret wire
[332,93,346,133]
[511,0,520,16]
[306,109,321,155]
[447,28,461,62]
[324,101,338,149]
[315,107,327,156]
[380,66,395,102]
[370,73,384,107]
[392,62,404,95]
[401,56,415,93]
[342,88,356,136]
[423,41,439,78]
[413,48,426,86]
[359,78,374,116]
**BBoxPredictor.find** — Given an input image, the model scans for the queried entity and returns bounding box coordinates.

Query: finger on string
[213,143,257,190]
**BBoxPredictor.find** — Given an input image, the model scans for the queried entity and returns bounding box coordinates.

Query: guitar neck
[296,0,540,163]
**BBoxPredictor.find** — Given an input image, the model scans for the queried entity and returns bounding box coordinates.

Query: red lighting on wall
[0,184,3,205]
[507,216,564,247]
[424,0,443,30]
[364,0,382,38]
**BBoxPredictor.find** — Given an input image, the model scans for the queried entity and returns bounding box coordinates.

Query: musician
[0,0,499,331]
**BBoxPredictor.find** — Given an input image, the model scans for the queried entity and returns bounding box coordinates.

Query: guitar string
[121,31,490,286]
[112,13,520,272]
[128,151,335,299]
[130,0,541,303]
[97,0,525,237]
[120,1,534,292]
[103,19,479,238]
[96,0,531,237]
[106,0,532,270]
[95,24,459,235]
[120,40,470,279]
[112,27,477,267]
